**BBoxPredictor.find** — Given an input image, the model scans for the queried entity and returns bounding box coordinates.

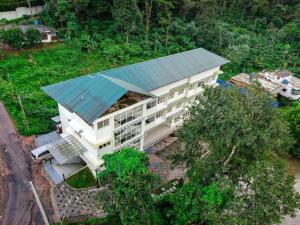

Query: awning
[48,135,87,164]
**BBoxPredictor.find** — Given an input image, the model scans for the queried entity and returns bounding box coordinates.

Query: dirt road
[0,101,41,225]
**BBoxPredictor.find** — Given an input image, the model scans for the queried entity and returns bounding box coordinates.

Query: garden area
[65,167,96,189]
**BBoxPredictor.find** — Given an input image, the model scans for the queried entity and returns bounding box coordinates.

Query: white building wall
[0,6,44,20]
[58,66,221,170]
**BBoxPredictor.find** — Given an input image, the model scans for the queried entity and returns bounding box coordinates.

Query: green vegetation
[171,85,299,225]
[0,28,24,48]
[282,102,300,158]
[52,215,120,225]
[93,85,300,225]
[96,147,160,225]
[0,0,300,135]
[65,167,96,189]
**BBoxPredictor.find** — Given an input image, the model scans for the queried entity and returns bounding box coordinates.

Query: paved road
[0,101,38,225]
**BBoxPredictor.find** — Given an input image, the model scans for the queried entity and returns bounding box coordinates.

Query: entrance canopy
[48,135,87,164]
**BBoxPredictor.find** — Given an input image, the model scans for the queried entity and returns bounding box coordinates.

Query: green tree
[171,85,300,225]
[155,0,174,47]
[96,148,161,225]
[24,28,42,48]
[111,0,142,43]
[1,28,24,49]
[281,102,300,157]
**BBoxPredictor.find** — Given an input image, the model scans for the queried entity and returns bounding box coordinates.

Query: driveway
[0,101,42,225]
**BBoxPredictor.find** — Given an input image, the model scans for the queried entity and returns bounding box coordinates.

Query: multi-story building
[42,48,229,172]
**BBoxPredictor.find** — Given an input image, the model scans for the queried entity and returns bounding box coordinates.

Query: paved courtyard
[147,136,187,184]
[53,183,105,219]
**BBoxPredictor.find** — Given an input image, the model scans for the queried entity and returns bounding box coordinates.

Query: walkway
[53,183,105,219]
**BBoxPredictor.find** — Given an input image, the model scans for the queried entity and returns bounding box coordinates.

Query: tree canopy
[96,147,161,225]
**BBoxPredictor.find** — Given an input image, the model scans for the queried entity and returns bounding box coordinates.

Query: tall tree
[111,0,142,43]
[281,102,300,157]
[96,148,161,225]
[144,0,153,42]
[170,85,300,225]
[155,0,174,47]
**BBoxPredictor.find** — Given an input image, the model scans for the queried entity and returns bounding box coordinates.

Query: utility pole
[18,95,29,134]
[29,181,50,225]
[27,0,33,19]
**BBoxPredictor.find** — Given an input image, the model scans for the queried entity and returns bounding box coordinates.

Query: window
[146,116,155,124]
[178,87,185,95]
[98,119,109,129]
[167,107,172,113]
[169,92,174,99]
[198,81,204,88]
[174,116,181,123]
[158,96,165,104]
[147,101,157,109]
[176,102,182,109]
[99,141,111,149]
[115,137,141,151]
[114,106,143,128]
[156,111,164,118]
[114,121,142,147]
[189,84,194,90]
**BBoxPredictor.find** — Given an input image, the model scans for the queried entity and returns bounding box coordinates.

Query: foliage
[111,0,142,43]
[176,85,293,170]
[281,102,300,157]
[65,167,96,189]
[0,28,24,49]
[170,85,300,225]
[24,28,41,48]
[96,148,161,225]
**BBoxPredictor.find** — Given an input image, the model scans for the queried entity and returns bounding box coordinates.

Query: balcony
[144,123,174,148]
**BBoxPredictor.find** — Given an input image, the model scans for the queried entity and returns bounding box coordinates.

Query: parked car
[31,145,53,163]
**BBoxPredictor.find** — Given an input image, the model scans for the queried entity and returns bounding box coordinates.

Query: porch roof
[48,135,87,164]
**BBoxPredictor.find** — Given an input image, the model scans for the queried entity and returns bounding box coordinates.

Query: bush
[24,28,42,47]
[1,28,24,49]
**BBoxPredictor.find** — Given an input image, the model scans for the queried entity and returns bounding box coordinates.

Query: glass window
[174,116,181,123]
[176,102,182,109]
[156,111,164,118]
[189,84,194,90]
[98,119,109,129]
[178,87,185,95]
[147,101,157,109]
[158,96,165,104]
[114,105,143,128]
[146,116,155,124]
[114,121,142,147]
[167,107,172,113]
[169,92,174,99]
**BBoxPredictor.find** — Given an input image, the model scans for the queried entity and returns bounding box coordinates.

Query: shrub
[1,28,24,49]
[25,28,42,48]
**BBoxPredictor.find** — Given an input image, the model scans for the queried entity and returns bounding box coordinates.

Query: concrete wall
[0,6,43,20]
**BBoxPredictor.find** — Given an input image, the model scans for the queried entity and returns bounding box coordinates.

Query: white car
[31,145,53,163]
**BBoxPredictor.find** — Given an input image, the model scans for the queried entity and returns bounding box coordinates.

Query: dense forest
[41,0,300,79]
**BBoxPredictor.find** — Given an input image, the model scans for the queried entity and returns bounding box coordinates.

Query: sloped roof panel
[102,48,229,91]
[42,48,229,123]
[42,75,128,123]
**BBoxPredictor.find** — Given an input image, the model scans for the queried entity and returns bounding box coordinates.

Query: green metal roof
[42,48,229,124]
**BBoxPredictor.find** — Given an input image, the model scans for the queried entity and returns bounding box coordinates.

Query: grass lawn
[0,42,160,135]
[65,167,96,189]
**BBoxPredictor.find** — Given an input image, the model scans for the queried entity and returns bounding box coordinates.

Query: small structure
[230,71,300,101]
[0,24,58,43]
